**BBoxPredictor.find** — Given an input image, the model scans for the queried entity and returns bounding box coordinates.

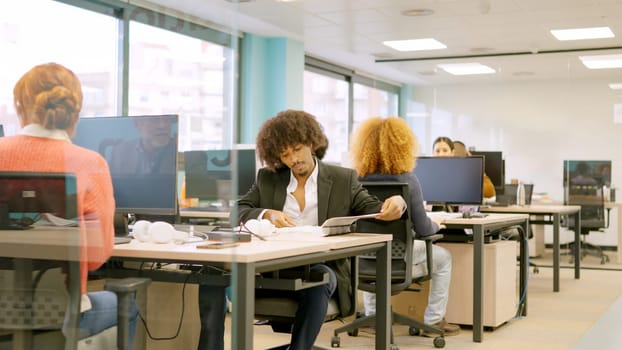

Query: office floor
[237,250,622,350]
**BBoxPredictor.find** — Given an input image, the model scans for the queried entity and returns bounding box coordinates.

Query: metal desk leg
[573,211,581,279]
[553,213,560,292]
[232,262,254,350]
[375,241,390,350]
[518,220,529,316]
[13,259,33,350]
[472,225,484,343]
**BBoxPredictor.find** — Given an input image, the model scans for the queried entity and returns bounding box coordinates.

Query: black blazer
[232,160,383,316]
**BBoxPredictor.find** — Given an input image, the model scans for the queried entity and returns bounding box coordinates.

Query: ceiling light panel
[550,27,614,41]
[383,38,447,52]
[580,54,622,69]
[437,63,496,75]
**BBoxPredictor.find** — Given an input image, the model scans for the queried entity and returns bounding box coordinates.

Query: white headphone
[244,219,275,236]
[132,220,185,244]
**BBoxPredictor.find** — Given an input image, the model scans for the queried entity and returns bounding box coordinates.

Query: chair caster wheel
[408,326,421,336]
[533,267,539,274]
[347,328,358,337]
[433,336,446,348]
[330,335,340,347]
[390,344,399,350]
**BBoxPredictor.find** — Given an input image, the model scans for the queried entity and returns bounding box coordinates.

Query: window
[303,70,349,164]
[0,0,118,135]
[128,21,233,151]
[304,58,400,166]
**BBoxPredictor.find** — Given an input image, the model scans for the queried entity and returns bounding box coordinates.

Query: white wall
[411,79,622,247]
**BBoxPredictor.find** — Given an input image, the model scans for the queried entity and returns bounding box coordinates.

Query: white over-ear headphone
[244,219,275,236]
[132,220,185,243]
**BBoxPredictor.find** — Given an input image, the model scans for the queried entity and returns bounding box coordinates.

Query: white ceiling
[138,0,622,86]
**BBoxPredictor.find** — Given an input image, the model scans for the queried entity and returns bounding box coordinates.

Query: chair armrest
[105,277,151,293]
[104,278,151,350]
[419,233,444,243]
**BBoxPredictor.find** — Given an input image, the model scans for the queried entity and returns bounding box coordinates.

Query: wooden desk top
[0,225,81,261]
[430,212,529,225]
[112,233,392,264]
[480,204,581,215]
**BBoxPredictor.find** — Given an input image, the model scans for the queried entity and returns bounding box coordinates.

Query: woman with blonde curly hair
[350,116,460,336]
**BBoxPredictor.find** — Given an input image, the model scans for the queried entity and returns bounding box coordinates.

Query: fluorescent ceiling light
[383,38,446,52]
[550,27,614,41]
[580,54,622,69]
[437,63,496,75]
[609,83,622,90]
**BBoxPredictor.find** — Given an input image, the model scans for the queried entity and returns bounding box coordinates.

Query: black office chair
[332,182,445,350]
[565,184,611,264]
[0,260,150,350]
[253,259,358,350]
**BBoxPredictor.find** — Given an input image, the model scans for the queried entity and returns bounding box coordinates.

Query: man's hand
[376,195,407,221]
[263,209,296,228]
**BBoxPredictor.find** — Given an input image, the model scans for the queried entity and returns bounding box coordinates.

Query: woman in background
[432,136,496,199]
[0,63,137,346]
[350,117,460,336]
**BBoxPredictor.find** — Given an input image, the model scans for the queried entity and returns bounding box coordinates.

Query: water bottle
[516,182,526,206]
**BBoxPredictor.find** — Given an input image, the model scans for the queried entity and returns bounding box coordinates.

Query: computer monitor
[0,172,77,228]
[563,160,611,188]
[470,151,504,192]
[413,156,485,205]
[184,149,257,203]
[72,115,179,216]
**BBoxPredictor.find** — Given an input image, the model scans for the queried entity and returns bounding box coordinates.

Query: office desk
[440,213,530,343]
[109,233,393,350]
[480,205,582,292]
[179,209,229,220]
[0,226,82,350]
[605,202,622,264]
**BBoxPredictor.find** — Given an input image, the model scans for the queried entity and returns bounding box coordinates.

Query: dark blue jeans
[197,264,337,350]
[78,291,138,348]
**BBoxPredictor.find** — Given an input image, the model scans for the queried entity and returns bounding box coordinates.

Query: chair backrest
[356,182,414,294]
[565,184,607,234]
[497,183,534,205]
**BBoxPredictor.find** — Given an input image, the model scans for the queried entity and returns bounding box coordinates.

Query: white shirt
[282,159,319,226]
[19,123,71,142]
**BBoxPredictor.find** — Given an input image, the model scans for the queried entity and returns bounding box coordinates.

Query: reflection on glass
[128,22,231,151]
[0,0,117,134]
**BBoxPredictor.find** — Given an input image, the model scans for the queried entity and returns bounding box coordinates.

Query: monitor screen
[470,151,504,191]
[0,172,78,225]
[184,149,257,201]
[563,160,611,189]
[413,156,484,205]
[72,115,179,215]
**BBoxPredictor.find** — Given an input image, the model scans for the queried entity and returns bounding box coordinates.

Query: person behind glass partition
[0,62,138,347]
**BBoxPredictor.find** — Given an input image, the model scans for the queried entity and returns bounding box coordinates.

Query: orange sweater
[0,135,115,294]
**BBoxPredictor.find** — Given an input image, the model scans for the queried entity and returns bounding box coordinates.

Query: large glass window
[303,70,349,164]
[352,83,399,132]
[0,0,118,135]
[304,60,400,166]
[128,22,232,151]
